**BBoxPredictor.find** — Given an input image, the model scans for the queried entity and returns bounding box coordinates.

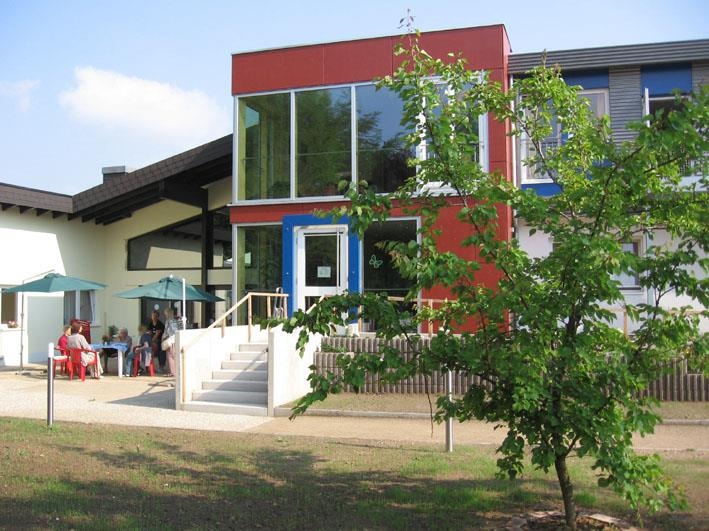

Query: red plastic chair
[133,352,155,377]
[68,348,100,381]
[53,347,69,378]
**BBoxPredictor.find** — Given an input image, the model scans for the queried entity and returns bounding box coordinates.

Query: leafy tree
[276,34,708,529]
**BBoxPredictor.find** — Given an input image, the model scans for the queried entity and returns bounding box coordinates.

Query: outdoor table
[91,342,129,377]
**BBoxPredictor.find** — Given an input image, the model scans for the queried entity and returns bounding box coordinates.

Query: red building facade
[229,26,513,331]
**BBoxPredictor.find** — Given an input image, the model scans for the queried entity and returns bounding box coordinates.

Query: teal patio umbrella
[3,273,106,294]
[115,275,223,328]
[2,273,107,369]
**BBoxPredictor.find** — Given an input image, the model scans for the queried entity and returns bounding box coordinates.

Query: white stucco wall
[0,212,105,362]
[517,222,707,332]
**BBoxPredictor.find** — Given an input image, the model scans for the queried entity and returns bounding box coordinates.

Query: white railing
[178,291,288,407]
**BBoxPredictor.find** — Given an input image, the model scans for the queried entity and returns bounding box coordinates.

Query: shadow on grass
[0,435,539,529]
[0,420,706,530]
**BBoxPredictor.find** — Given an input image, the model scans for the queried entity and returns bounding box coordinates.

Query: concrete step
[220,360,267,371]
[210,369,267,382]
[182,401,268,416]
[202,379,267,392]
[192,389,267,406]
[230,350,267,362]
[239,343,267,352]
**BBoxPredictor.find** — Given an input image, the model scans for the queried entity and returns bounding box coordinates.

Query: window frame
[519,88,609,184]
[235,81,490,202]
[63,290,99,325]
[613,240,643,291]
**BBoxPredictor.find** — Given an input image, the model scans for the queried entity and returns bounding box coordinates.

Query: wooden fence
[315,337,709,402]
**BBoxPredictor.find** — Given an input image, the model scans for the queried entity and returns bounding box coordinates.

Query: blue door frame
[282,214,360,316]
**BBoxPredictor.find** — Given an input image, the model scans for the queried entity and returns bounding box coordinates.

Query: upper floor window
[239,93,291,200]
[356,85,415,193]
[236,82,488,201]
[296,87,351,198]
[519,88,609,183]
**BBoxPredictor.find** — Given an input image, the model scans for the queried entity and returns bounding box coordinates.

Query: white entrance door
[295,225,348,311]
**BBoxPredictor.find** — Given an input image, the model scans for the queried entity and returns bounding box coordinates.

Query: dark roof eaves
[73,134,232,210]
[0,183,73,212]
[509,39,709,74]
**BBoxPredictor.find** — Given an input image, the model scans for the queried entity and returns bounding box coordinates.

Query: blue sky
[1,0,707,195]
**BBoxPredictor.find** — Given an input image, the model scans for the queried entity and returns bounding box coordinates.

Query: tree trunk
[555,454,577,530]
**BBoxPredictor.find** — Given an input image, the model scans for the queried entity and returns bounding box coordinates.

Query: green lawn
[1,417,707,530]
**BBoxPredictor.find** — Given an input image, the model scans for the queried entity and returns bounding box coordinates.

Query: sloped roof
[0,183,72,216]
[0,134,232,225]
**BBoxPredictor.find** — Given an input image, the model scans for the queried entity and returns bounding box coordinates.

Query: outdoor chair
[132,354,155,377]
[67,348,100,381]
[53,347,69,378]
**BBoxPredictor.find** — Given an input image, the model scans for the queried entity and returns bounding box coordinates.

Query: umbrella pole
[182,278,187,329]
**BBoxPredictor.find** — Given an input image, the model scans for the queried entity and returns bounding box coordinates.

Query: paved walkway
[1,368,708,452]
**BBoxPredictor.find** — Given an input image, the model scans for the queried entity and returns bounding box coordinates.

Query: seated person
[132,324,153,376]
[57,324,71,352]
[66,323,103,378]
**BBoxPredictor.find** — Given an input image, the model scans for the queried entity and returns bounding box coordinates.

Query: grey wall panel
[693,61,709,91]
[609,67,642,144]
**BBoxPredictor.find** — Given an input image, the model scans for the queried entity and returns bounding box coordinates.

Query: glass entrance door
[296,226,348,310]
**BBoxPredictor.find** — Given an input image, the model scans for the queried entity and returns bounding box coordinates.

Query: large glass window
[356,85,415,193]
[236,83,488,200]
[296,87,351,197]
[239,93,290,200]
[236,225,283,324]
[128,209,230,271]
[128,217,203,270]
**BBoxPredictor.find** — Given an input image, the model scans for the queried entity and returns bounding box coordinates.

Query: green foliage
[276,33,708,525]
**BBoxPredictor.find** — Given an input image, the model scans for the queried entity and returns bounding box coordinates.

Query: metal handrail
[180,291,289,355]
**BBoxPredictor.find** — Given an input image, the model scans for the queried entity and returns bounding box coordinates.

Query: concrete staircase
[182,341,269,416]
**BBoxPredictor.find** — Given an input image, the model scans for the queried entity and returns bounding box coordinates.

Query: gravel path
[2,368,708,452]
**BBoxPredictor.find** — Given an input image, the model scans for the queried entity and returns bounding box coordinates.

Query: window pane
[1,292,17,324]
[304,234,338,287]
[581,91,608,118]
[237,226,282,293]
[296,87,351,197]
[128,217,203,270]
[63,290,96,323]
[236,226,283,324]
[356,85,414,193]
[613,241,640,288]
[79,291,94,321]
[363,220,417,296]
[239,93,291,200]
[63,293,76,323]
[211,208,232,268]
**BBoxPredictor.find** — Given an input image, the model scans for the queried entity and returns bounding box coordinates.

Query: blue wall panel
[641,63,692,95]
[563,69,609,89]
[282,214,360,315]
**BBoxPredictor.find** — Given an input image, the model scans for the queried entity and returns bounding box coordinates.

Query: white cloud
[59,67,229,146]
[0,79,40,111]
